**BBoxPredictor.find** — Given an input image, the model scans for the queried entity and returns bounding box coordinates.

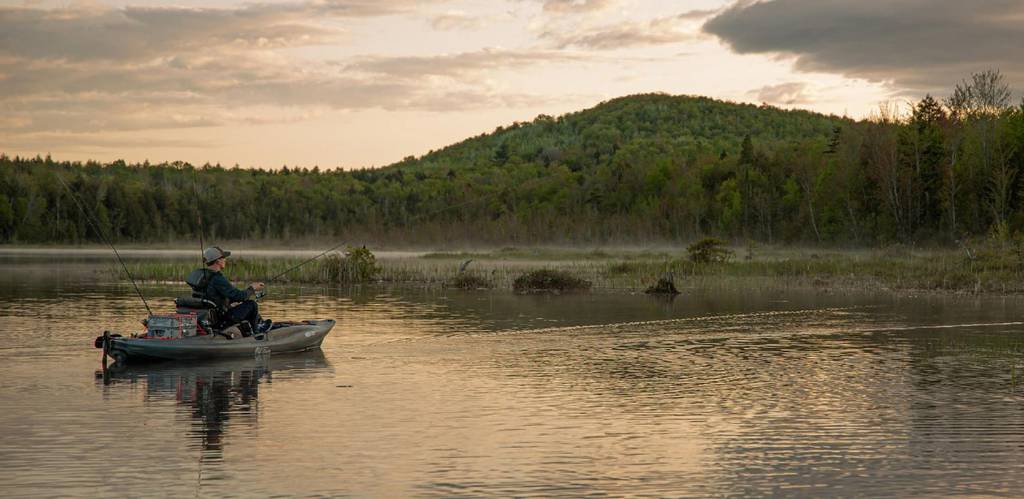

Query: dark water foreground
[2,256,1024,496]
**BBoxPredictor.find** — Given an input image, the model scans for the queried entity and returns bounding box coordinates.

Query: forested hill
[2,84,1023,246]
[384,93,841,176]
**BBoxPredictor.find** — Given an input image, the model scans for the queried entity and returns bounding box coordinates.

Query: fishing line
[858,321,1024,333]
[504,312,1024,339]
[375,308,1024,348]
[266,240,351,283]
[377,306,868,344]
[54,170,153,315]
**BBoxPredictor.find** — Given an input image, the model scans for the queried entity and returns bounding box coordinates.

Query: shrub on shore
[687,237,733,263]
[513,269,592,294]
[448,273,492,289]
[644,273,680,294]
[324,246,380,283]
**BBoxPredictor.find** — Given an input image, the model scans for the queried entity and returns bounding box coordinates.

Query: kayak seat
[174,296,221,331]
[175,296,217,309]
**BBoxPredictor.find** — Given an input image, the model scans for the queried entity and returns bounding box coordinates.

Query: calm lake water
[2,252,1024,496]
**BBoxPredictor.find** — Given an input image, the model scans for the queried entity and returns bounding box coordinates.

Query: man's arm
[210,274,254,304]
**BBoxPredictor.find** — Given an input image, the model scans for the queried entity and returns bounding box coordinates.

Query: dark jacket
[188,268,254,310]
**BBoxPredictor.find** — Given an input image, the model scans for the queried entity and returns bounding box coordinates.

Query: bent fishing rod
[54,171,153,315]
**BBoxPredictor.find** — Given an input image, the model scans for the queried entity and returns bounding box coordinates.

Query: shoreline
[0,247,429,259]
[74,245,1024,297]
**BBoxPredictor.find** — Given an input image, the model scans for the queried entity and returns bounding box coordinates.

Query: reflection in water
[98,351,330,461]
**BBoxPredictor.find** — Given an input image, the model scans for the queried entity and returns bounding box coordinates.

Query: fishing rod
[191,167,206,263]
[265,240,350,284]
[54,171,153,315]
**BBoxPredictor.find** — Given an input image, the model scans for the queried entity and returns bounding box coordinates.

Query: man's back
[194,246,269,334]
[187,268,251,310]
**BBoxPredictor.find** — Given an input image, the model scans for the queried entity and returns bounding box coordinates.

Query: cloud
[0,2,572,137]
[431,11,483,30]
[749,82,813,105]
[677,8,719,21]
[541,13,696,49]
[0,4,352,63]
[0,105,222,134]
[0,1,452,62]
[539,0,616,14]
[703,0,1024,95]
[0,132,214,152]
[345,48,582,78]
[302,0,445,17]
[0,54,558,134]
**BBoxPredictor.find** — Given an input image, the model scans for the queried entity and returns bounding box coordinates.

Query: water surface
[1,254,1024,496]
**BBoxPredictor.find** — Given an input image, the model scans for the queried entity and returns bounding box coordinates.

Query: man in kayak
[188,246,271,335]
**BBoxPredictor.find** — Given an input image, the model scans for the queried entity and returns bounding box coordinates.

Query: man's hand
[250,282,266,291]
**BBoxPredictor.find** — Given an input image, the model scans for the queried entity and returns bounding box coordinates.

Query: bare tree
[944,69,1013,235]
[942,87,970,235]
[866,102,912,240]
[969,70,1012,185]
[790,144,824,243]
[967,69,1013,116]
[987,139,1017,233]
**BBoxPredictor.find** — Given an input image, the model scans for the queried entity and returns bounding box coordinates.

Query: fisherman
[188,246,271,335]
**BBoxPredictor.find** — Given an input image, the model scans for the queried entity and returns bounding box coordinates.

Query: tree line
[2,70,1023,246]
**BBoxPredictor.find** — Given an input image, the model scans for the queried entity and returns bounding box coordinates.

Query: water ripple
[3,277,1024,496]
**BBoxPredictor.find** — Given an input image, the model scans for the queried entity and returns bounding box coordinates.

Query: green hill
[384,93,841,175]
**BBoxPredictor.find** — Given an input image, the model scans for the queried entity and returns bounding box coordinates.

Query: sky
[1,0,1022,169]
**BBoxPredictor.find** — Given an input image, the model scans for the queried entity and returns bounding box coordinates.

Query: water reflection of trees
[98,351,330,457]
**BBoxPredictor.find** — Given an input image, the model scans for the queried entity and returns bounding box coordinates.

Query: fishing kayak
[95,319,335,364]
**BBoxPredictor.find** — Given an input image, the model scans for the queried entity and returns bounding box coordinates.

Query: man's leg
[226,300,260,333]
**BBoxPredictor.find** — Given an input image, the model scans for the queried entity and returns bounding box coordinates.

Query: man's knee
[227,300,258,321]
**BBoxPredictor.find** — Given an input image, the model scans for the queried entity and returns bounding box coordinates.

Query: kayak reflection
[96,351,331,456]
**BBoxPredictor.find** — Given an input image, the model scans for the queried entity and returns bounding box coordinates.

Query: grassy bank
[108,243,1024,295]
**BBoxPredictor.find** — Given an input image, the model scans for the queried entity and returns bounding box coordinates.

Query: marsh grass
[607,261,643,275]
[111,244,1024,294]
[513,269,592,294]
[447,272,493,290]
[116,258,344,284]
[690,248,1024,293]
[422,247,671,261]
